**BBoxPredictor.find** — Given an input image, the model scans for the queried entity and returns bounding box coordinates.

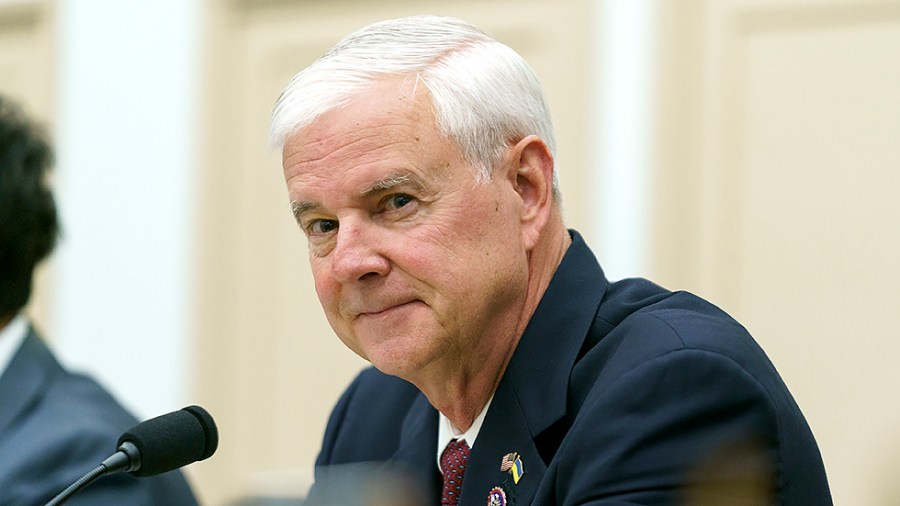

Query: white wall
[591,0,657,280]
[54,0,200,420]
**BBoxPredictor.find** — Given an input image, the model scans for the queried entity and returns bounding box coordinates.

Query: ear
[505,135,555,251]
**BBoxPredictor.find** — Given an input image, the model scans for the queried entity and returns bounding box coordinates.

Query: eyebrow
[291,200,317,222]
[290,172,427,222]
[363,172,429,197]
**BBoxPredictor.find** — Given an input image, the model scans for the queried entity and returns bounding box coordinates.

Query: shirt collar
[0,314,28,379]
[436,395,493,471]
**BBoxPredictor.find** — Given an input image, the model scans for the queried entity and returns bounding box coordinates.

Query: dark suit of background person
[306,232,832,506]
[0,96,198,505]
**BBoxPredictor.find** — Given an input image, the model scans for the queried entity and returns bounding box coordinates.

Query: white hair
[269,15,558,192]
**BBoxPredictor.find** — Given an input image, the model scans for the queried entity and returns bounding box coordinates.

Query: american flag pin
[500,452,524,484]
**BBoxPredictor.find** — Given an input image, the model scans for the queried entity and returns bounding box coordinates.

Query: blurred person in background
[270,15,832,505]
[0,95,198,505]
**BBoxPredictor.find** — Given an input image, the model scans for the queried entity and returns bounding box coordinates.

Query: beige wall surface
[651,1,900,504]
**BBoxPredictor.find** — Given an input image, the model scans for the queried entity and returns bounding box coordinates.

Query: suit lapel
[383,393,441,501]
[0,328,55,434]
[460,378,546,505]
[460,232,608,505]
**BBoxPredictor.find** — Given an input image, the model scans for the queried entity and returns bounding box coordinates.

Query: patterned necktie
[440,439,471,505]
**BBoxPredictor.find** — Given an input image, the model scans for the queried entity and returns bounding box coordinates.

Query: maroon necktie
[440,439,471,505]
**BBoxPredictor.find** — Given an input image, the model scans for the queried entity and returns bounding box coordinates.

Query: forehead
[279,78,484,216]
[282,78,445,173]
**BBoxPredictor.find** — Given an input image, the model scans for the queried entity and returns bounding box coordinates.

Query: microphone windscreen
[182,405,218,460]
[117,405,219,477]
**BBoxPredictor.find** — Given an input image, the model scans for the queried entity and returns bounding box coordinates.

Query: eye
[384,193,414,210]
[307,218,338,235]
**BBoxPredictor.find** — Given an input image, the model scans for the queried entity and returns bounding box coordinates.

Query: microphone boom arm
[44,442,141,506]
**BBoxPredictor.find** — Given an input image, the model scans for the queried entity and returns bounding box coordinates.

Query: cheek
[311,263,339,309]
[395,228,462,282]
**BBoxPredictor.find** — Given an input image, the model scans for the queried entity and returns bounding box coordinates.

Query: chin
[364,339,438,380]
[368,354,422,379]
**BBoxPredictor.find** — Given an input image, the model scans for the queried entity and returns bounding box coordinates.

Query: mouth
[355,300,421,320]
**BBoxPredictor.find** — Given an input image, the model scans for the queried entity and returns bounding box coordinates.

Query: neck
[418,214,571,431]
[414,328,515,431]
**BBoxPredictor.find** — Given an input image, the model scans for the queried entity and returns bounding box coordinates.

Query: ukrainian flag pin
[500,452,525,484]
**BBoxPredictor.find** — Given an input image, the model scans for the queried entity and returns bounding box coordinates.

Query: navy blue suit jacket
[306,232,831,505]
[0,327,198,505]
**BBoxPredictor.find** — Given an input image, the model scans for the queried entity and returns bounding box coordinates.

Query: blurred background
[2,0,898,504]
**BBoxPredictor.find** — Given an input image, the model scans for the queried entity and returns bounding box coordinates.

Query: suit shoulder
[335,367,421,423]
[591,279,757,361]
[43,371,141,438]
[318,367,423,466]
[0,359,197,505]
[354,366,420,397]
[575,282,786,414]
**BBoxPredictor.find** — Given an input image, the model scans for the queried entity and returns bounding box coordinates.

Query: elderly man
[0,96,198,505]
[270,15,831,505]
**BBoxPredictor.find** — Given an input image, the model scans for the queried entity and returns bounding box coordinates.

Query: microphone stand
[44,443,139,506]
[45,465,106,506]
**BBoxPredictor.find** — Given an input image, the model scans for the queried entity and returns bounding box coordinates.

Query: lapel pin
[500,452,525,484]
[487,486,508,506]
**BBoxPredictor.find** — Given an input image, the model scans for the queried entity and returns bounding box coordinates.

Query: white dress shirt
[0,313,28,379]
[436,395,493,471]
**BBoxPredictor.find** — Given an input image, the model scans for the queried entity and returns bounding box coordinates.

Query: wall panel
[651,1,900,503]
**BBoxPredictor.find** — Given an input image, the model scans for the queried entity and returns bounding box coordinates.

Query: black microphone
[45,405,218,506]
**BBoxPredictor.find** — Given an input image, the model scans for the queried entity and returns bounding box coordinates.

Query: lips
[350,298,421,319]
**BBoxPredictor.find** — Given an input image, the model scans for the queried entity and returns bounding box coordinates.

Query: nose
[329,220,390,283]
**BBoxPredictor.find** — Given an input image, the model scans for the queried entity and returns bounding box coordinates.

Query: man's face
[281,80,530,380]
